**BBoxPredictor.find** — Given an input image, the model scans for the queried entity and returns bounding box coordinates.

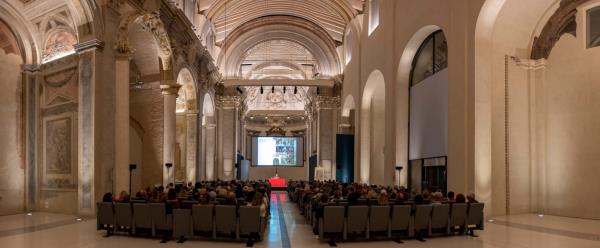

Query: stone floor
[1,192,599,248]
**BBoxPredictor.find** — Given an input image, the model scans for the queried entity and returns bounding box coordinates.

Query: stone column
[161,84,181,185]
[114,52,130,193]
[205,116,216,180]
[216,96,240,180]
[316,96,341,180]
[23,64,39,212]
[186,110,198,183]
[74,39,105,216]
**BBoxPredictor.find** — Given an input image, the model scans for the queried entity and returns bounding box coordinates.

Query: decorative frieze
[315,96,341,110]
[216,95,242,109]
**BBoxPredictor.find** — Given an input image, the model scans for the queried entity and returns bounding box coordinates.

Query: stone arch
[395,25,443,187]
[199,92,216,181]
[115,11,173,71]
[0,2,39,64]
[175,67,198,183]
[360,70,386,185]
[176,67,197,112]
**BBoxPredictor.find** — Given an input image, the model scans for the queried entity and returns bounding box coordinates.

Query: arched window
[409,30,448,86]
[344,30,353,65]
[368,0,380,35]
[587,6,600,48]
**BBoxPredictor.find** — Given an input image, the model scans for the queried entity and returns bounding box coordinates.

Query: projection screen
[251,137,304,166]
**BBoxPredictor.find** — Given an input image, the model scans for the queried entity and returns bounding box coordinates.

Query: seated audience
[467,193,478,203]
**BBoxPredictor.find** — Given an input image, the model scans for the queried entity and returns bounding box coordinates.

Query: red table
[268,175,286,187]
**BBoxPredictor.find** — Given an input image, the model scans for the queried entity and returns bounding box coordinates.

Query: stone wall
[130,83,164,188]
[0,48,24,215]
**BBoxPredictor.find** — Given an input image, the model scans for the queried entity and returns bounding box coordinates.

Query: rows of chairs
[96,202,266,244]
[316,203,484,241]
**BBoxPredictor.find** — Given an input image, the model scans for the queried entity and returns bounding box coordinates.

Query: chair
[114,203,134,233]
[97,202,115,236]
[369,205,391,238]
[449,203,468,233]
[430,204,450,235]
[215,205,237,238]
[239,206,263,241]
[173,209,192,243]
[467,203,485,235]
[390,205,411,239]
[133,203,152,234]
[345,205,369,239]
[414,205,433,240]
[319,206,345,240]
[149,203,173,241]
[181,200,198,209]
[192,205,215,237]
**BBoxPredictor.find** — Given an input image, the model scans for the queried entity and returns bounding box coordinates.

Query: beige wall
[345,0,484,192]
[0,49,24,215]
[543,20,600,219]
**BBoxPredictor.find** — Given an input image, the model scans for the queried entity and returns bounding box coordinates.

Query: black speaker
[165,163,173,168]
[129,164,137,170]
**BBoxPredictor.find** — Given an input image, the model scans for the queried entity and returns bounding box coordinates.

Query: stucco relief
[43,115,75,189]
[43,67,78,106]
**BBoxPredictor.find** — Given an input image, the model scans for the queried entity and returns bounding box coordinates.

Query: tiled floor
[0,192,599,247]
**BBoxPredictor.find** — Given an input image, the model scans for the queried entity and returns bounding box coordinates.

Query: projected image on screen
[253,137,302,166]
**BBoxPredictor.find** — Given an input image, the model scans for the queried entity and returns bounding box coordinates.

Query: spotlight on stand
[260,86,264,94]
[129,164,137,196]
[316,87,320,95]
[271,86,275,93]
[294,86,298,94]
[236,87,243,94]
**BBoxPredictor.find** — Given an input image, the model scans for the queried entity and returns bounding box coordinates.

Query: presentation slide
[252,137,303,166]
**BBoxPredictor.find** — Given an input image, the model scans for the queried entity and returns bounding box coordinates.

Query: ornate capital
[216,95,242,109]
[510,57,548,70]
[22,64,40,74]
[160,84,181,95]
[315,96,341,110]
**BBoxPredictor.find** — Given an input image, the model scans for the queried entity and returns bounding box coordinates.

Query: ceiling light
[294,86,298,94]
[76,218,83,221]
[260,86,264,94]
[538,214,544,218]
[27,213,33,216]
[272,86,275,93]
[487,219,494,223]
[250,116,254,120]
[283,87,286,93]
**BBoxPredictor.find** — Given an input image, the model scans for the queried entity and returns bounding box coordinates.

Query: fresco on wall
[42,31,77,63]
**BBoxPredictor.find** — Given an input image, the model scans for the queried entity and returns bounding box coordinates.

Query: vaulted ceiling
[200,0,362,43]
